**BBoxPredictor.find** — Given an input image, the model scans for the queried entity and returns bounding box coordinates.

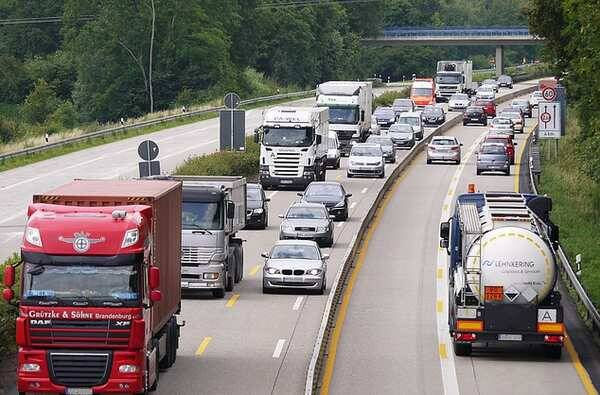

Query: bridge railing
[382,26,534,39]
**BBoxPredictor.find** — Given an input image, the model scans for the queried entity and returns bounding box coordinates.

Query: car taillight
[451,146,460,151]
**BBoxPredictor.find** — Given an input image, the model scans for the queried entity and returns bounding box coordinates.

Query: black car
[463,106,487,126]
[245,183,269,229]
[299,181,352,221]
[497,75,513,89]
[422,105,446,125]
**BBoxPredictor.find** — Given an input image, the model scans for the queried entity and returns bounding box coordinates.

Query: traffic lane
[451,113,589,395]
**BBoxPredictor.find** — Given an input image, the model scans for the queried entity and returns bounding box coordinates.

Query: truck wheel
[335,158,340,169]
[212,289,225,298]
[159,319,177,370]
[543,345,562,359]
[234,246,243,283]
[453,341,472,356]
[225,268,234,292]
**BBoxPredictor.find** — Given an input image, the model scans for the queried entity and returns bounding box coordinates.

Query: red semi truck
[2,180,183,394]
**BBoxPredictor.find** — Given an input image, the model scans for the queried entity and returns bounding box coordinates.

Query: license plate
[66,389,93,395]
[188,282,206,288]
[298,233,313,238]
[280,179,293,184]
[498,334,522,341]
[283,276,295,282]
[471,117,479,120]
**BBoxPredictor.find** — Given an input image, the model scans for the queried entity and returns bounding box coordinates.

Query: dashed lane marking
[225,293,240,308]
[272,339,286,358]
[195,336,212,356]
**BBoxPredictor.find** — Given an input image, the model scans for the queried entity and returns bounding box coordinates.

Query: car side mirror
[227,201,235,219]
[297,193,303,197]
[322,254,330,260]
[346,193,352,198]
[265,198,271,202]
[278,214,284,218]
[460,143,464,146]
[261,252,269,258]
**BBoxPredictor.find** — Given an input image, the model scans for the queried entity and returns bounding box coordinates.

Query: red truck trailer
[2,179,182,394]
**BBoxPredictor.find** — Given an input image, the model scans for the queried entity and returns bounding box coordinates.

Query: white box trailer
[435,60,476,101]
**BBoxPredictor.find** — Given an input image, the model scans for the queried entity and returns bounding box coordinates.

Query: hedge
[0,254,20,356]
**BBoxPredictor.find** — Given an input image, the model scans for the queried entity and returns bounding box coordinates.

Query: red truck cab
[3,180,182,395]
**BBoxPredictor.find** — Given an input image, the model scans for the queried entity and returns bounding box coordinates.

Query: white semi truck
[258,107,329,189]
[435,60,476,102]
[440,191,564,358]
[316,81,373,156]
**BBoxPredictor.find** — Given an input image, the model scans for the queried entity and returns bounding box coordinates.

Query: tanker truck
[439,191,563,358]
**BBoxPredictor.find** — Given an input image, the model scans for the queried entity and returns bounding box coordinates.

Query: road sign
[542,86,556,101]
[538,101,562,139]
[138,161,161,178]
[219,109,246,151]
[138,140,159,161]
[224,92,241,109]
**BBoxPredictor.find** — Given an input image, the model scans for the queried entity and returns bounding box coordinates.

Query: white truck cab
[258,107,329,189]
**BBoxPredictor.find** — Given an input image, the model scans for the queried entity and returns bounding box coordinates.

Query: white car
[481,79,499,92]
[489,117,514,137]
[397,111,424,140]
[326,131,341,169]
[475,86,495,101]
[529,91,543,107]
[448,93,470,111]
[347,143,385,178]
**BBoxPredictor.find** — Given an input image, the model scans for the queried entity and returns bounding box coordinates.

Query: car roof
[273,239,319,247]
[307,181,342,188]
[399,111,420,117]
[289,201,327,208]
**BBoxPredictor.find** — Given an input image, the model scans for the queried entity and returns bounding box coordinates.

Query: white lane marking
[0,212,26,226]
[267,191,278,199]
[436,133,485,395]
[349,202,357,209]
[292,296,304,311]
[361,188,368,194]
[336,222,343,228]
[272,339,286,358]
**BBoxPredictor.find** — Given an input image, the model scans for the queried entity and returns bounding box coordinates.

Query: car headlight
[265,267,280,275]
[121,229,139,248]
[253,208,264,214]
[307,269,322,276]
[25,227,42,247]
[281,224,294,232]
[316,225,329,232]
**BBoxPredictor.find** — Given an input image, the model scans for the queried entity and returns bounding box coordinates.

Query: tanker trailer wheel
[453,340,472,356]
[543,344,562,359]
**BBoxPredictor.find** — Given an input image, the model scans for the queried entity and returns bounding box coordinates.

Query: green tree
[22,79,59,124]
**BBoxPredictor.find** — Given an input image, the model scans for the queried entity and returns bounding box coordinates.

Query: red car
[481,134,515,164]
[473,99,496,117]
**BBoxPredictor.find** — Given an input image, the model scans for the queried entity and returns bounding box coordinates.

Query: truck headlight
[21,363,41,372]
[209,252,227,263]
[121,229,139,248]
[307,269,322,276]
[118,364,139,373]
[265,267,280,275]
[25,227,42,247]
[203,273,219,280]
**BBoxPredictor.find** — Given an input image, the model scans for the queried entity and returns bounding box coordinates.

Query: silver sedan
[262,240,328,294]
[279,202,334,247]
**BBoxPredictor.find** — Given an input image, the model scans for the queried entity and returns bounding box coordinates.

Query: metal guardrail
[527,133,600,339]
[305,82,539,394]
[0,90,316,163]
[383,26,533,38]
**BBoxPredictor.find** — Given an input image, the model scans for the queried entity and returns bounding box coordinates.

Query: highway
[325,93,592,394]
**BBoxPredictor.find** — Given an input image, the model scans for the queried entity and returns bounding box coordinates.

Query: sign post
[138,140,161,177]
[220,92,245,151]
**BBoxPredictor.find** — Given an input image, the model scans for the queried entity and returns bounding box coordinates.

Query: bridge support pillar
[495,45,504,77]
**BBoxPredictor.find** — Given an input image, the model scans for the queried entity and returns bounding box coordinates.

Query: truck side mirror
[254,132,259,144]
[227,201,235,219]
[440,221,450,241]
[316,135,322,145]
[361,110,365,121]
[3,266,15,287]
[148,266,160,290]
[150,290,162,303]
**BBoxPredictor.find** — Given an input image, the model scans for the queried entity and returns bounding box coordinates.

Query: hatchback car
[366,135,396,163]
[481,79,499,92]
[300,181,352,221]
[347,143,385,178]
[279,202,333,247]
[245,183,269,229]
[529,91,543,107]
[397,111,424,140]
[391,98,415,116]
[373,106,396,130]
[427,136,462,164]
[422,105,446,125]
[262,240,328,294]
[481,134,516,164]
[497,75,513,89]
[489,117,515,138]
[472,99,496,117]
[388,123,415,149]
[463,106,487,126]
[448,93,470,111]
[476,143,510,175]
[499,110,524,132]
[511,99,533,118]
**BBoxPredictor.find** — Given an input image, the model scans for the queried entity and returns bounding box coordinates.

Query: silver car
[448,93,470,111]
[388,124,415,149]
[499,110,524,132]
[427,136,462,164]
[476,143,510,176]
[262,240,328,294]
[489,117,515,137]
[366,135,396,163]
[347,143,385,178]
[391,98,415,116]
[279,202,333,247]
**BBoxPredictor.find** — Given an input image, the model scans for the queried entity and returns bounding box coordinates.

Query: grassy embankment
[537,115,600,313]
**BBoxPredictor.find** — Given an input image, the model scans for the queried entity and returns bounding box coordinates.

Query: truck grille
[335,130,354,140]
[273,152,302,177]
[30,320,130,348]
[182,246,214,265]
[49,351,111,387]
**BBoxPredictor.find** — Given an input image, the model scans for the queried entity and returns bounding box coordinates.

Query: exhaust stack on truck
[440,191,563,358]
[3,179,183,394]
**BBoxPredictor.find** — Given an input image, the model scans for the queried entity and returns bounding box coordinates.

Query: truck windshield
[22,263,140,307]
[263,127,314,147]
[436,75,462,84]
[182,201,223,230]
[325,106,359,125]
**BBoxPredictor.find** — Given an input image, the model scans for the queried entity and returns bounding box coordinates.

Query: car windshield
[374,108,395,118]
[182,201,223,230]
[286,206,327,219]
[22,262,140,306]
[485,138,507,144]
[247,188,262,201]
[483,79,496,85]
[263,127,314,147]
[423,107,442,116]
[389,124,413,133]
[451,94,468,100]
[481,144,506,154]
[398,117,419,126]
[305,184,344,199]
[492,118,511,125]
[432,139,457,146]
[326,106,359,125]
[270,245,320,260]
[351,146,381,156]
[436,74,462,84]
[499,76,511,83]
[412,88,432,96]
[367,137,393,147]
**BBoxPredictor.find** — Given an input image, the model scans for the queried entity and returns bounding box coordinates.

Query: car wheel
[505,169,510,176]
[316,279,325,295]
[225,269,234,292]
[335,158,340,169]
[456,159,461,165]
[482,121,487,126]
[453,341,472,357]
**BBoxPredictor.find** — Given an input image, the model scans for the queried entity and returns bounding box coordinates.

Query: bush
[22,79,60,125]
[0,119,24,144]
[48,101,79,130]
[175,137,259,179]
[373,88,409,108]
[0,254,20,356]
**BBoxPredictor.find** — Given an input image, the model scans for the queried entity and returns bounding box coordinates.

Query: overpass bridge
[363,27,545,76]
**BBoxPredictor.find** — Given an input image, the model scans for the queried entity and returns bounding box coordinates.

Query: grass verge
[538,115,600,308]
[0,93,313,174]
[373,88,409,107]
[0,254,20,356]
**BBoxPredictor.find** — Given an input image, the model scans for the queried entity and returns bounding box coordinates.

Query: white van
[397,111,424,140]
[326,131,341,169]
